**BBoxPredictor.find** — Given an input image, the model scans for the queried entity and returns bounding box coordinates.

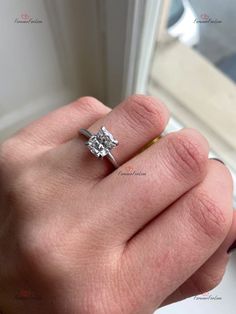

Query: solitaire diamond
[86,126,118,158]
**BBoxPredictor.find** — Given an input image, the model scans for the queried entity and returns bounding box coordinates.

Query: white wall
[0,0,161,139]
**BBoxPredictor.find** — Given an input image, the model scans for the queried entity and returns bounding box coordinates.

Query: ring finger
[53,95,169,180]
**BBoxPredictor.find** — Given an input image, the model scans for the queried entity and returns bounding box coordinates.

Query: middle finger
[93,128,209,242]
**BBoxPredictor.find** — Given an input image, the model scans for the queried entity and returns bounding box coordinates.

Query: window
[149,0,236,205]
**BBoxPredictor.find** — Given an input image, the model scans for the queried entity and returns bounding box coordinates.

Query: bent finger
[122,160,233,310]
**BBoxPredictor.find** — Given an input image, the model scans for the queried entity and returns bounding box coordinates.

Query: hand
[0,95,235,314]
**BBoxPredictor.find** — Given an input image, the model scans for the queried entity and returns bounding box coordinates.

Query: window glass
[149,0,236,204]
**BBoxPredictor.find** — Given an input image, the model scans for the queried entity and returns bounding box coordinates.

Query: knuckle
[124,94,167,132]
[16,167,54,209]
[202,272,224,292]
[0,139,14,162]
[0,138,21,168]
[5,169,37,212]
[165,131,207,181]
[189,190,229,241]
[17,168,37,193]
[18,225,56,268]
[192,269,225,294]
[73,96,109,115]
[212,160,234,191]
[76,96,100,106]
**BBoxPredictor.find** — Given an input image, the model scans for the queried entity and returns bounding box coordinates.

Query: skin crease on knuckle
[72,96,110,116]
[123,95,168,135]
[161,131,208,184]
[187,190,231,244]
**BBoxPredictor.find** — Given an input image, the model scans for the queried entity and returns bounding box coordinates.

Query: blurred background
[149,0,236,203]
[191,0,236,79]
[152,1,236,313]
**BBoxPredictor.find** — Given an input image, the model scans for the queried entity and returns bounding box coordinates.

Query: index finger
[15,97,110,147]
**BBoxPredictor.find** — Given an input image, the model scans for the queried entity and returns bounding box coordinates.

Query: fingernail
[209,158,225,165]
[227,240,236,254]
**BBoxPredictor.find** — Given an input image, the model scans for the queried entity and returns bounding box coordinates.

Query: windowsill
[149,35,236,203]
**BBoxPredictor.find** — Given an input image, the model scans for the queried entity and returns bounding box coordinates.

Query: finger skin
[1,94,234,314]
[15,97,110,147]
[161,211,236,307]
[50,94,169,179]
[121,161,233,311]
[0,97,110,178]
[161,161,236,306]
[88,94,169,165]
[93,128,209,243]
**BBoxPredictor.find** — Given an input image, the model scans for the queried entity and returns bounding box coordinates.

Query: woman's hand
[0,95,235,314]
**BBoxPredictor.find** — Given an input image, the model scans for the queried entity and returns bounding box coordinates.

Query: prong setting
[86,126,118,158]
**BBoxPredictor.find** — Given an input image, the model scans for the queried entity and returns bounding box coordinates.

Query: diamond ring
[79,126,119,168]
